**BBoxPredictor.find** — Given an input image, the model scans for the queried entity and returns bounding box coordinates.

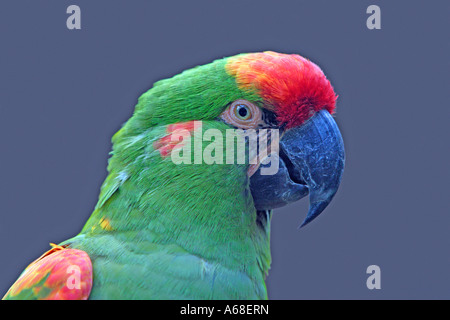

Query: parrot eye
[220,99,263,129]
[235,104,251,120]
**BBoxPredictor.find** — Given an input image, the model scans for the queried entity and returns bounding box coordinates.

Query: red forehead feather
[226,51,337,128]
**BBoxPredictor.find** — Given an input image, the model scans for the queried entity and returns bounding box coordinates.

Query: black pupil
[237,105,248,118]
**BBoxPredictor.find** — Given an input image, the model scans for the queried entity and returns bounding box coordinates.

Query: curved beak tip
[298,200,332,228]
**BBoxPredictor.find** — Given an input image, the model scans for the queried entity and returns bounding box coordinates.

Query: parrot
[3,51,345,300]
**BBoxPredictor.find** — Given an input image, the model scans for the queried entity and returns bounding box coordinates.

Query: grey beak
[250,110,345,228]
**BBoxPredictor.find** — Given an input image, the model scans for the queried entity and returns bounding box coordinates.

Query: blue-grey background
[0,0,449,299]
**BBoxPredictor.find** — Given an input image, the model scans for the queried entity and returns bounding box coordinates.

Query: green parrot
[3,51,344,300]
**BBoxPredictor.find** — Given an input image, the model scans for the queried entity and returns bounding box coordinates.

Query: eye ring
[220,99,263,129]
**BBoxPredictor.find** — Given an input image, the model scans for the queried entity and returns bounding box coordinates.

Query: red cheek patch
[153,121,199,158]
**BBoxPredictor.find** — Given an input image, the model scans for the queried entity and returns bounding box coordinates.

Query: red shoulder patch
[3,244,93,300]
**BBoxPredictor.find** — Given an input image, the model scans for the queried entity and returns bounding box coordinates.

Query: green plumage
[61,55,272,299]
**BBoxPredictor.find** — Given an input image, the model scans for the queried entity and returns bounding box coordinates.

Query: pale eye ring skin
[220,99,263,129]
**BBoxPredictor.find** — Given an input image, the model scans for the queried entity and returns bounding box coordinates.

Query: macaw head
[106,51,344,229]
[228,52,345,227]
